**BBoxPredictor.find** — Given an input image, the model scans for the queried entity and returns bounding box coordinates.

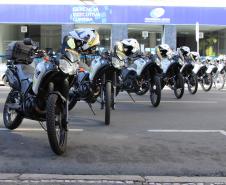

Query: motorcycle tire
[68,89,77,111]
[214,73,225,90]
[104,81,111,126]
[174,73,184,99]
[187,72,198,95]
[46,94,68,155]
[3,89,23,130]
[200,73,213,92]
[150,75,161,107]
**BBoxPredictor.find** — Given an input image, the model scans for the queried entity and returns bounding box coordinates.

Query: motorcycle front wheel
[150,75,161,107]
[3,90,23,130]
[200,73,213,92]
[187,72,198,95]
[46,94,68,155]
[174,73,184,99]
[104,81,112,126]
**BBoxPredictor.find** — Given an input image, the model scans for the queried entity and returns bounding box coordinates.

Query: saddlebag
[6,41,33,64]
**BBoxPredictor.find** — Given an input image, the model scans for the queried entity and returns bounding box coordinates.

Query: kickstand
[88,103,96,115]
[127,92,136,103]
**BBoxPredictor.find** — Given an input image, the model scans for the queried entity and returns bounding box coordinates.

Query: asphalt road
[1,86,226,176]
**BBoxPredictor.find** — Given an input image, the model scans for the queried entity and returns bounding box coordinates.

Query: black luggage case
[6,41,34,64]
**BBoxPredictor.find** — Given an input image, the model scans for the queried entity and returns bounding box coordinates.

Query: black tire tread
[150,75,161,107]
[46,94,67,155]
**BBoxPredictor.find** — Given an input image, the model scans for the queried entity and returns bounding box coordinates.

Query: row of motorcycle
[3,39,225,155]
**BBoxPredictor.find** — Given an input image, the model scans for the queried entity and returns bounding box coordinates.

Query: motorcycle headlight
[112,57,124,69]
[59,59,78,75]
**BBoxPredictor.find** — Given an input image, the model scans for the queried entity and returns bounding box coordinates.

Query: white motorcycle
[208,60,226,90]
[3,39,78,155]
[68,51,123,125]
[158,53,184,99]
[180,59,198,95]
[193,62,213,92]
[121,55,162,107]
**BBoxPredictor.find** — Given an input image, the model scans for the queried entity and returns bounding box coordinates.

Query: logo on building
[150,8,165,18]
[144,7,170,23]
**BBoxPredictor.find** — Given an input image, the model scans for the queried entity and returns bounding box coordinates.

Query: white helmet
[121,38,140,56]
[179,46,190,56]
[190,51,200,61]
[69,28,100,51]
[156,44,171,58]
[217,55,225,61]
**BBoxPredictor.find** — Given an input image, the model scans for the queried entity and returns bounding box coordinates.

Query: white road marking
[147,129,226,137]
[0,128,83,132]
[219,130,226,136]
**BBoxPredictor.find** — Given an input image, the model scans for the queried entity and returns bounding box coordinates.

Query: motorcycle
[193,60,213,92]
[3,39,78,155]
[180,57,198,95]
[120,54,162,107]
[68,51,123,126]
[209,60,226,90]
[158,52,184,99]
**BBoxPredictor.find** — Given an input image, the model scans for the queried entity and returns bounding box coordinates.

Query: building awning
[0,4,225,25]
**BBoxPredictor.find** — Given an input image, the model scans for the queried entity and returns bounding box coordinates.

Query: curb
[1,173,226,183]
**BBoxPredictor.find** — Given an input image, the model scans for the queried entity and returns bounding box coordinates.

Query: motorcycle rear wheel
[46,94,68,155]
[200,73,213,92]
[187,72,198,95]
[3,89,23,130]
[135,81,149,96]
[174,73,184,99]
[214,73,225,90]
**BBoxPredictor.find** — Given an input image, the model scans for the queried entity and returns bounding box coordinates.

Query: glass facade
[1,23,226,58]
[128,25,162,54]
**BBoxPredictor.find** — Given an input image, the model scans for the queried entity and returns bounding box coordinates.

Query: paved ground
[1,86,226,178]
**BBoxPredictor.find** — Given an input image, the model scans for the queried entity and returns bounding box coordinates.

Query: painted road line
[117,100,217,104]
[147,129,226,136]
[0,128,83,132]
[219,130,226,136]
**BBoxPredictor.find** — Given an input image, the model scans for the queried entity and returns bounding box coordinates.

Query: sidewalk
[1,173,226,185]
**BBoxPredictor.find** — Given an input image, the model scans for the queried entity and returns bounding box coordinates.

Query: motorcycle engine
[122,69,137,91]
[23,95,36,114]
[78,81,92,98]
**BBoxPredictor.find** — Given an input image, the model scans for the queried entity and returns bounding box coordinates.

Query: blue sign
[0,4,225,25]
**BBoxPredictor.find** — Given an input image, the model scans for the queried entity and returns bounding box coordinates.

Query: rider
[61,28,100,71]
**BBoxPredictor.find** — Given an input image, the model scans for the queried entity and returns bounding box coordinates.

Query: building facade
[1,0,226,59]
